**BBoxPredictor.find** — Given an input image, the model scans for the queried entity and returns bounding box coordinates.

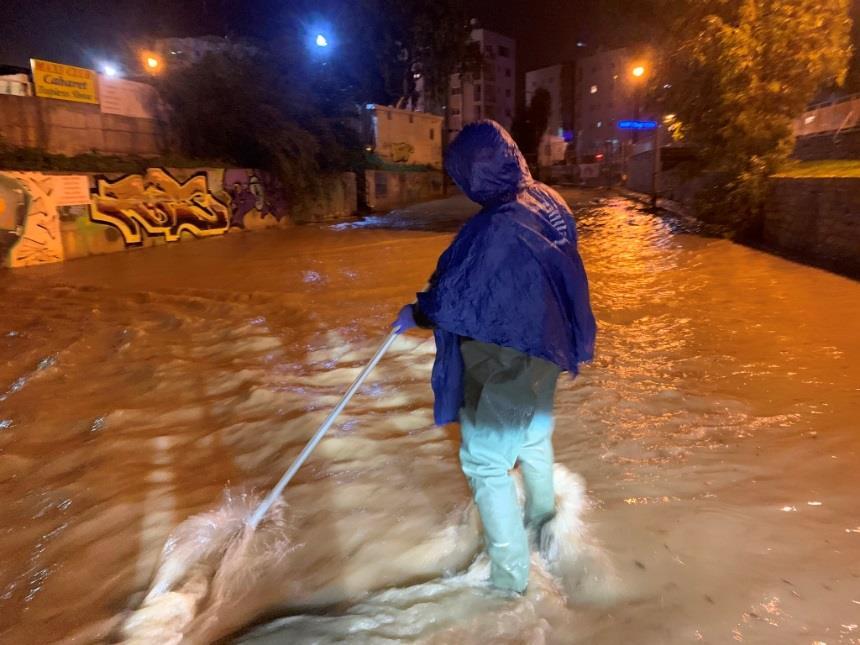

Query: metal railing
[795,93,860,137]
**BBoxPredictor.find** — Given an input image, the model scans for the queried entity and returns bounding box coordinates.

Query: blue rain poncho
[416,121,596,425]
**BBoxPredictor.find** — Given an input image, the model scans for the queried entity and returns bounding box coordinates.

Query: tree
[158,47,361,197]
[511,87,552,161]
[659,0,852,232]
[279,0,480,112]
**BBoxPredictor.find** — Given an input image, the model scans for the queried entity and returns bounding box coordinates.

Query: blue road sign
[618,120,658,130]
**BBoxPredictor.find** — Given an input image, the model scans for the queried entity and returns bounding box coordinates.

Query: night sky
[0,0,663,72]
[0,0,856,86]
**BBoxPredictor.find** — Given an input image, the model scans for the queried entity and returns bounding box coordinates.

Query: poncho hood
[444,120,532,206]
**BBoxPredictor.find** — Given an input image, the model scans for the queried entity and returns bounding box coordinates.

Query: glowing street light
[101,63,119,78]
[315,33,329,47]
[140,51,163,74]
[632,65,646,78]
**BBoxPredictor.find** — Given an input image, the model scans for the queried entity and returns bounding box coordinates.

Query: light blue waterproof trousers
[459,339,561,593]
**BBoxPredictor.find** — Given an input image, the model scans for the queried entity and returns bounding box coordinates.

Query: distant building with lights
[153,36,258,69]
[574,47,645,161]
[525,63,576,166]
[447,29,516,137]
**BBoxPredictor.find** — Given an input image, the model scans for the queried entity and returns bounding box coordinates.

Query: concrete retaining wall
[364,169,444,211]
[0,94,165,156]
[793,129,860,161]
[1,167,356,269]
[764,177,860,275]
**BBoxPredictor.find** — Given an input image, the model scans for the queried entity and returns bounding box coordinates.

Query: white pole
[248,330,400,529]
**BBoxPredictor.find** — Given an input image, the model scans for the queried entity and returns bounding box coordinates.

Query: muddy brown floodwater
[0,189,858,644]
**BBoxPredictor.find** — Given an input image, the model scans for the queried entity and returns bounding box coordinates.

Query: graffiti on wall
[223,169,287,228]
[389,142,415,163]
[90,169,231,244]
[0,172,64,268]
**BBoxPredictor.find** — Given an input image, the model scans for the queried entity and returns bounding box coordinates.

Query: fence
[795,94,860,137]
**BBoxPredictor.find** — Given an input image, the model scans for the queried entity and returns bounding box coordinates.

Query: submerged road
[1,189,858,644]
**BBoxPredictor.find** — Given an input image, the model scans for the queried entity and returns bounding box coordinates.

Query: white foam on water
[120,463,615,644]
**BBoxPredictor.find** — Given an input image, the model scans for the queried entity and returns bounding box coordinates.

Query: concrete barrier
[764,177,860,276]
[364,169,444,211]
[0,94,165,156]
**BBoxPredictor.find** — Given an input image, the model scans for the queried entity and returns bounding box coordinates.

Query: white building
[0,73,31,97]
[448,29,516,137]
[525,63,576,166]
[364,104,443,168]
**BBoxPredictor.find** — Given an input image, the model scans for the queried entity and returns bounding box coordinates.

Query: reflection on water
[0,189,858,644]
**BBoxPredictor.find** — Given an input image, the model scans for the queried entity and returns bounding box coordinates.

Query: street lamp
[632,65,646,78]
[315,33,328,48]
[101,63,120,78]
[140,51,163,74]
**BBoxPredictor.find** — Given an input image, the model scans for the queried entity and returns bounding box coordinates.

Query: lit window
[597,121,603,128]
[590,85,598,94]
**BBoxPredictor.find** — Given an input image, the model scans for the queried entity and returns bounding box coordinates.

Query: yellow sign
[30,58,98,104]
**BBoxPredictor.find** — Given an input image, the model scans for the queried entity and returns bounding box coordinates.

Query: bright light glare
[632,65,646,78]
[146,56,159,69]
[102,63,119,78]
[315,34,328,47]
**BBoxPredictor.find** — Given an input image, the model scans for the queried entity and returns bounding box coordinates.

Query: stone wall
[1,167,356,269]
[364,169,444,211]
[764,177,860,276]
[0,94,164,157]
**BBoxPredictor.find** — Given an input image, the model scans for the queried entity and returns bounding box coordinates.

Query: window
[474,105,482,120]
[498,45,510,58]
[451,108,461,116]
[505,68,511,78]
[451,87,461,95]
[505,88,511,98]
[430,128,435,140]
[474,84,482,100]
[375,173,388,197]
[590,84,598,94]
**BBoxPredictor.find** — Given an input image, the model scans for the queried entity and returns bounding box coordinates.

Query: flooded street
[1,188,859,644]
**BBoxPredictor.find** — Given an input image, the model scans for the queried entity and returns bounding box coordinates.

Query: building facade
[525,63,576,166]
[154,36,258,70]
[363,104,443,168]
[574,47,645,161]
[447,29,516,137]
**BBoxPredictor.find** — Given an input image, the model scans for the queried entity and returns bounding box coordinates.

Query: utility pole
[651,124,661,209]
